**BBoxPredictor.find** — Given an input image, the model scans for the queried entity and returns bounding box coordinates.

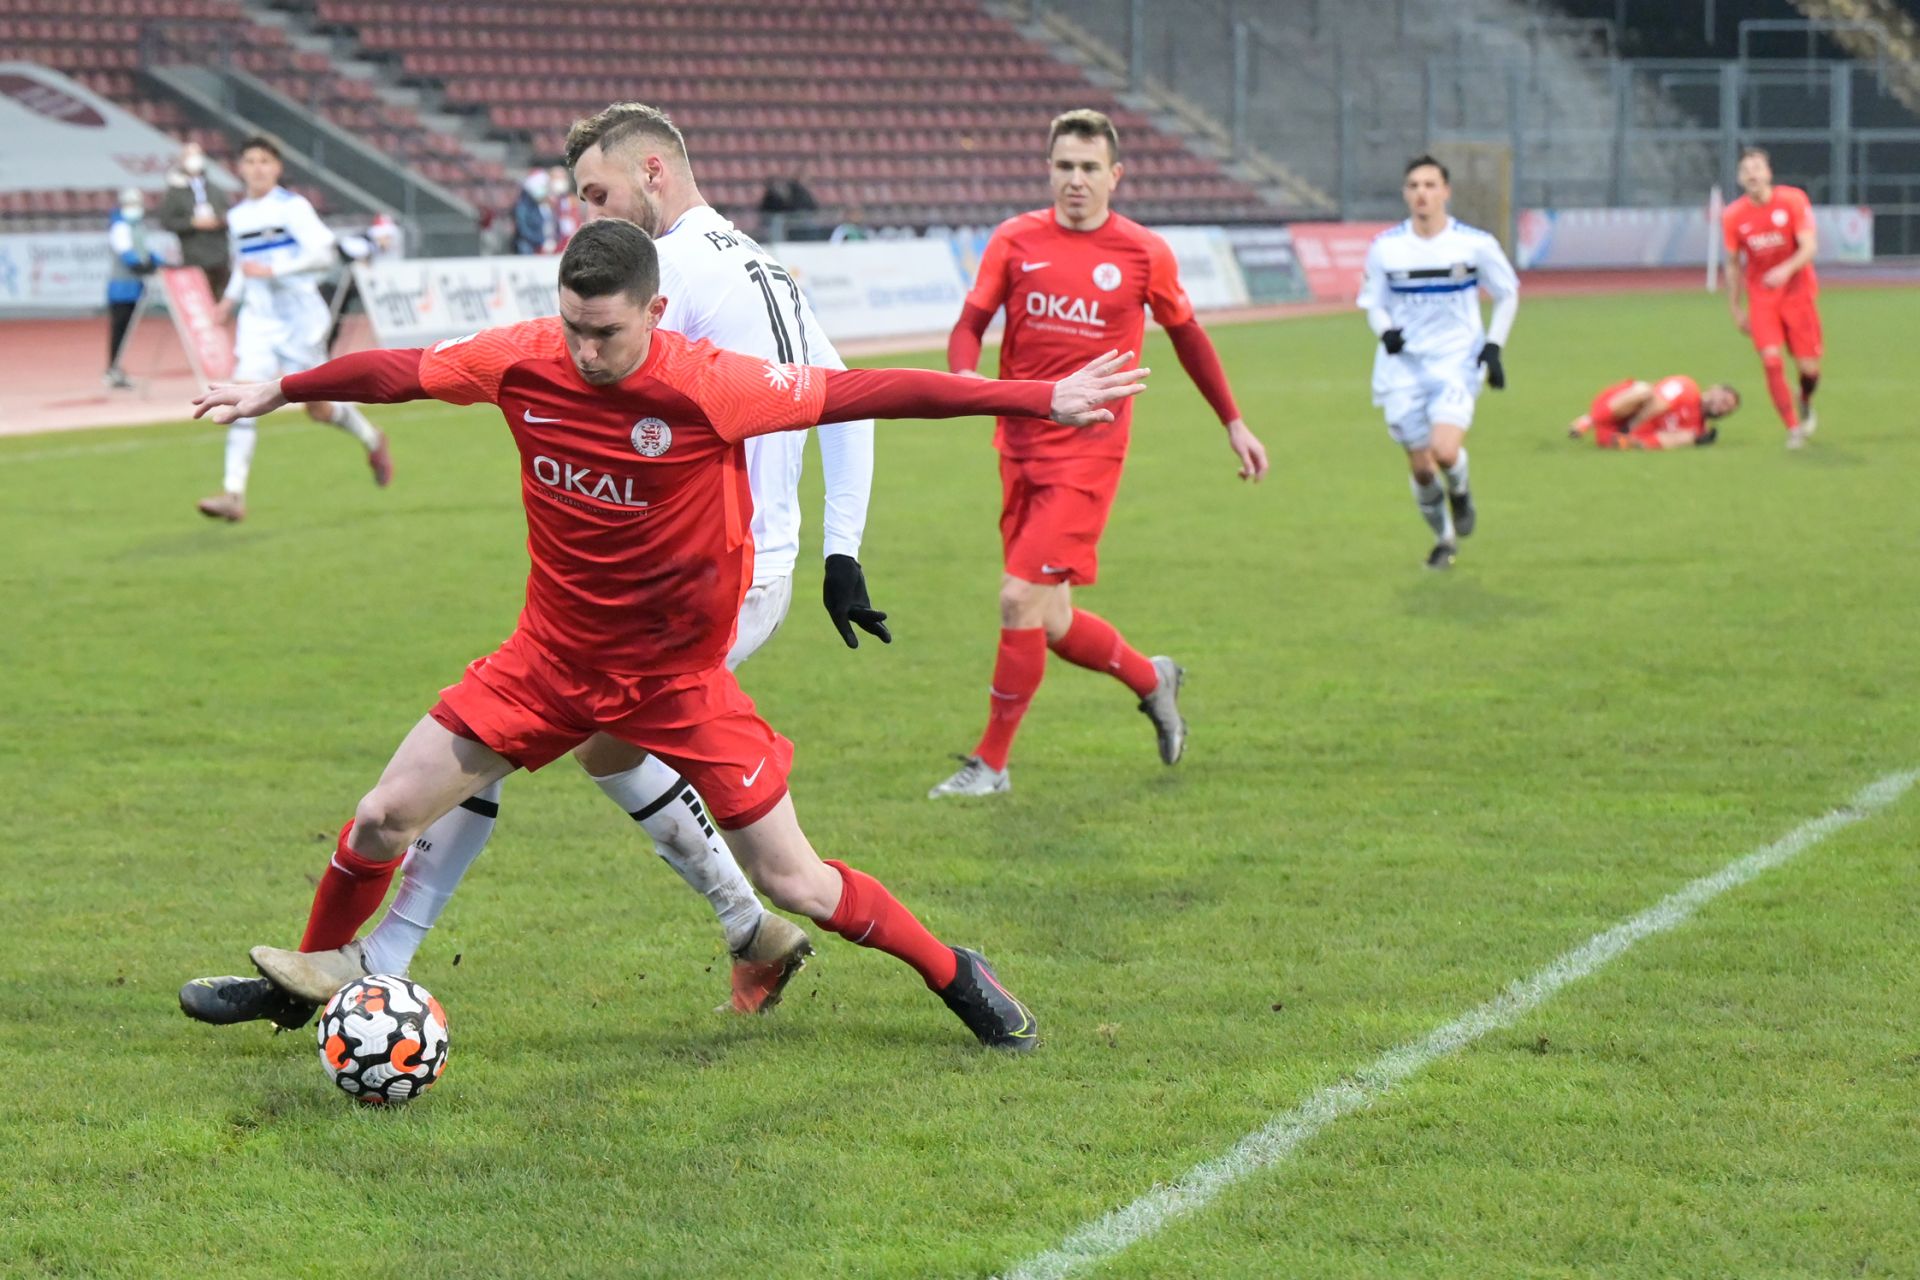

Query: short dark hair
[239,134,284,162]
[1708,383,1741,416]
[565,102,689,170]
[1405,154,1449,182]
[557,218,659,304]
[1738,145,1770,165]
[1048,108,1120,163]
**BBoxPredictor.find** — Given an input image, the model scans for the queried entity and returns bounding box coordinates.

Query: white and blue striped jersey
[1357,218,1518,399]
[222,186,337,331]
[654,203,872,585]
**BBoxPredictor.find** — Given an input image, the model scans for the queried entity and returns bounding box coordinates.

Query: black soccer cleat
[180,975,320,1030]
[1425,541,1457,571]
[938,947,1038,1052]
[1448,490,1476,538]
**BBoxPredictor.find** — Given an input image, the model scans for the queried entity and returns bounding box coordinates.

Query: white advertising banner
[770,238,970,341]
[353,254,561,346]
[1517,205,1874,269]
[0,64,233,193]
[0,230,113,310]
[1150,226,1251,310]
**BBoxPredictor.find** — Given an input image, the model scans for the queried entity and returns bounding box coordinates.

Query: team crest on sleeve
[1091,262,1123,291]
[630,417,672,458]
[761,360,796,391]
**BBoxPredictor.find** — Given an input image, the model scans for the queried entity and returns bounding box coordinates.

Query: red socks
[815,860,958,990]
[298,820,400,952]
[974,627,1047,771]
[1762,354,1799,429]
[1049,609,1158,698]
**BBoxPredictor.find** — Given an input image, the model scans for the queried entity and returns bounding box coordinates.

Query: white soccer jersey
[654,204,873,584]
[1356,218,1519,402]
[223,186,337,366]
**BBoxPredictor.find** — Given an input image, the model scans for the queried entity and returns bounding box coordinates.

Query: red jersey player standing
[932,109,1268,799]
[1722,147,1823,449]
[179,219,1150,1052]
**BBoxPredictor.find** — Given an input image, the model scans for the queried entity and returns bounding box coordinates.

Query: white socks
[222,418,257,495]
[1410,474,1450,539]
[361,781,501,975]
[1443,448,1470,496]
[328,401,382,450]
[591,756,766,953]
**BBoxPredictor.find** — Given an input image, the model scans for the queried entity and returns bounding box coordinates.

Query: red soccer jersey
[1721,185,1818,297]
[966,208,1195,459]
[1644,375,1705,436]
[418,320,828,676]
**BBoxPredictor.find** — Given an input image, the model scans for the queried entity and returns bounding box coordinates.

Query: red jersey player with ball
[182,220,1149,1052]
[933,109,1268,799]
[1722,147,1823,449]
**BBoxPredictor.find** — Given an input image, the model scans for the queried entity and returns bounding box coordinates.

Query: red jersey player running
[181,219,1149,1051]
[1568,375,1740,450]
[932,109,1267,799]
[1722,147,1823,449]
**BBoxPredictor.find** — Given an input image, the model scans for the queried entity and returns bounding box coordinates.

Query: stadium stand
[291,0,1279,226]
[0,0,507,227]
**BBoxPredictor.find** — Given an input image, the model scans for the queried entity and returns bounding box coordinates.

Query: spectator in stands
[758,169,818,241]
[158,142,231,299]
[105,187,161,390]
[549,165,581,250]
[829,205,871,244]
[513,168,553,254]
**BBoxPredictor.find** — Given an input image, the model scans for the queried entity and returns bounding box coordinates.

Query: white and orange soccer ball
[315,974,449,1105]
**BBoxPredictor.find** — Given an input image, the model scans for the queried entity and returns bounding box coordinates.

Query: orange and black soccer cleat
[726,914,813,1014]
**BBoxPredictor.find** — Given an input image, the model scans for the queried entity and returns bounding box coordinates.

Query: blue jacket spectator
[106,187,161,387]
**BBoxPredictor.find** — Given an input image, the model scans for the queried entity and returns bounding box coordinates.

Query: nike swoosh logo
[1020,261,1050,271]
[1041,564,1070,575]
[742,757,767,787]
[523,410,563,424]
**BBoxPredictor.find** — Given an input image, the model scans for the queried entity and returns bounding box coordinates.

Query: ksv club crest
[1091,262,1123,291]
[631,417,672,457]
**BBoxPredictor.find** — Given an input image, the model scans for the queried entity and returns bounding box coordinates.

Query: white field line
[1002,769,1919,1280]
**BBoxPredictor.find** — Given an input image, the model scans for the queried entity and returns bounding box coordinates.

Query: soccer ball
[315,974,449,1105]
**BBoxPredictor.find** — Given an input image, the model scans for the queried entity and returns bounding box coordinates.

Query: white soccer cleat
[1785,424,1812,450]
[250,939,370,1003]
[928,756,1011,799]
[1137,655,1187,765]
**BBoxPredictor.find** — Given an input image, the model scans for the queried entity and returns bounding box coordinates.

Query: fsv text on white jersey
[223,186,338,342]
[1356,218,1519,400]
[654,204,873,584]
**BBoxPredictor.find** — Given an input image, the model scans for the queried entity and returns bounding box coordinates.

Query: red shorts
[1748,291,1823,359]
[431,631,793,828]
[998,454,1123,586]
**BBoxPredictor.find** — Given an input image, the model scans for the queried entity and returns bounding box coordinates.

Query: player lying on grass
[1568,376,1740,450]
[179,219,1149,1051]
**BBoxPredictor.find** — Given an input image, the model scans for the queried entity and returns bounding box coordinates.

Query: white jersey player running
[197,135,390,524]
[179,105,879,1032]
[1356,155,1518,569]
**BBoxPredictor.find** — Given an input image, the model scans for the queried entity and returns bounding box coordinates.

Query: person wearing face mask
[158,141,231,299]
[513,168,553,255]
[549,165,581,250]
[106,187,161,389]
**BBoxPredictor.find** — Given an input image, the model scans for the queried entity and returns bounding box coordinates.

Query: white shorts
[725,574,794,671]
[233,325,329,383]
[1378,369,1480,451]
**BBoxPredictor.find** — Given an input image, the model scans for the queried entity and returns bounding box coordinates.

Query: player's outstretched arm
[194,348,432,421]
[787,351,1148,431]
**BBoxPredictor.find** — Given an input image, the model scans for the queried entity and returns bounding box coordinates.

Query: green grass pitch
[4,286,1918,1278]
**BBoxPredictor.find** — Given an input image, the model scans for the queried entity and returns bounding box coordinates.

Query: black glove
[1695,426,1719,447]
[1478,342,1505,390]
[1380,328,1405,355]
[822,554,890,649]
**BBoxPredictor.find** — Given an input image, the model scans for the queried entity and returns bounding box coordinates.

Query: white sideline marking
[1003,769,1918,1280]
